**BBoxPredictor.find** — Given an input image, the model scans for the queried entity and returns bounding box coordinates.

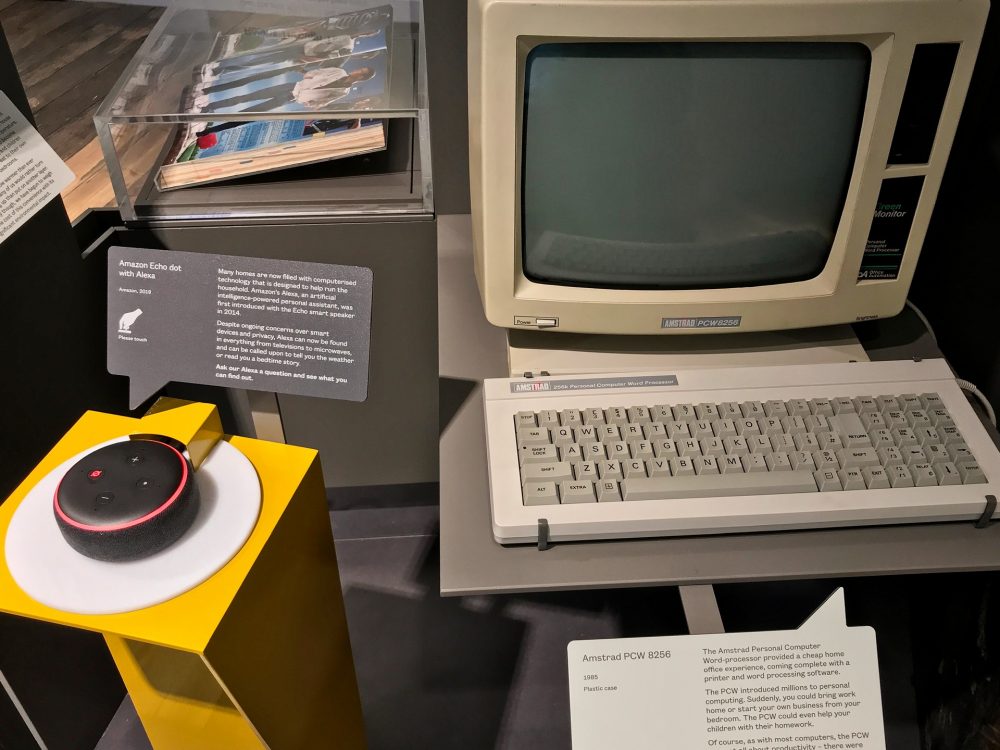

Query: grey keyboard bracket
[537,518,552,550]
[976,495,997,529]
[679,585,725,634]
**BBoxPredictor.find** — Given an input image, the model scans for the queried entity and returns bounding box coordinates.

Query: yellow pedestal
[0,400,365,750]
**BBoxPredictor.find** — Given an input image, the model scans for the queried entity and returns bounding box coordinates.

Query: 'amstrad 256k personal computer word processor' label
[510,376,679,394]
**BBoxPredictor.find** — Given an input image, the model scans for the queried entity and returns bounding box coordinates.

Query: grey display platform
[436,215,1000,596]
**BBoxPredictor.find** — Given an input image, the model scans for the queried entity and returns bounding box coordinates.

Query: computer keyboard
[483,359,1000,543]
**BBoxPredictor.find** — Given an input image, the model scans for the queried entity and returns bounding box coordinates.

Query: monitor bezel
[469,0,989,334]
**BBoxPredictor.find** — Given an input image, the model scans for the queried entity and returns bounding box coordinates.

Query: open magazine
[158,5,392,190]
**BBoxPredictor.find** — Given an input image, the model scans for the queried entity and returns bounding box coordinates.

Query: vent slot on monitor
[888,43,960,165]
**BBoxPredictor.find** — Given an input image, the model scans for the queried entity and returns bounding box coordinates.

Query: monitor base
[506,325,868,376]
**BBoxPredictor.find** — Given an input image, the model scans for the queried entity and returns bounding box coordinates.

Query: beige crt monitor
[468,0,989,337]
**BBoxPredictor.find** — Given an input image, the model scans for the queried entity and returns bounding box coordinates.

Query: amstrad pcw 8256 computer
[468,0,998,543]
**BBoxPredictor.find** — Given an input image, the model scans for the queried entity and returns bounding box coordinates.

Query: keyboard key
[910,463,938,487]
[766,452,792,472]
[600,461,623,479]
[869,429,893,449]
[624,460,647,478]
[853,396,878,413]
[878,446,904,467]
[670,457,696,477]
[837,447,881,468]
[906,409,931,427]
[828,414,870,446]
[607,442,629,460]
[574,462,598,480]
[741,401,765,418]
[552,426,574,445]
[653,440,679,460]
[628,406,651,424]
[862,466,890,489]
[764,400,789,417]
[923,444,949,465]
[520,445,558,464]
[805,415,831,433]
[770,433,797,452]
[583,408,606,425]
[738,419,762,437]
[901,446,927,464]
[622,424,644,441]
[794,432,819,451]
[630,441,655,460]
[832,397,856,414]
[607,407,628,425]
[560,481,597,503]
[647,459,671,477]
[720,456,744,474]
[575,426,597,443]
[652,405,673,422]
[691,420,714,439]
[933,462,961,486]
[523,462,573,482]
[714,419,738,438]
[673,404,696,421]
[929,408,954,428]
[839,467,866,490]
[749,436,772,453]
[762,418,784,436]
[561,443,584,461]
[887,464,915,488]
[523,481,559,506]
[814,450,839,469]
[861,412,887,430]
[516,411,537,427]
[719,402,741,419]
[643,422,668,440]
[938,425,963,445]
[599,424,621,442]
[597,480,623,502]
[787,399,811,416]
[814,469,843,491]
[561,409,583,426]
[876,395,900,411]
[892,427,918,447]
[811,398,834,416]
[947,442,974,464]
[677,438,701,457]
[959,462,987,484]
[700,438,726,457]
[723,437,750,456]
[696,403,720,419]
[883,410,907,428]
[583,442,606,460]
[921,393,944,409]
[742,454,768,473]
[517,427,550,445]
[538,410,561,428]
[621,471,818,501]
[781,416,807,435]
[667,421,691,439]
[695,456,720,475]
[790,451,817,471]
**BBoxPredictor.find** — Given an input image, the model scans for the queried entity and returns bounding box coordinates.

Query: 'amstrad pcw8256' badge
[568,589,885,750]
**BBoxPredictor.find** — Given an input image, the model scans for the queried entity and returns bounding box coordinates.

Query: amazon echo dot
[53,435,200,562]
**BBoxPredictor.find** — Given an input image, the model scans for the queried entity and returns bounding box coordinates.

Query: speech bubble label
[107,246,373,409]
[568,587,885,750]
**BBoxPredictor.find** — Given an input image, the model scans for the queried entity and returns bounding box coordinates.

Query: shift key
[621,471,817,500]
[522,462,574,483]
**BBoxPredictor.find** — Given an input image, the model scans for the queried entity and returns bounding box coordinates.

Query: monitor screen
[521,42,871,289]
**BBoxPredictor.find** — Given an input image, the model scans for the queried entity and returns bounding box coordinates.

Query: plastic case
[95,1,431,223]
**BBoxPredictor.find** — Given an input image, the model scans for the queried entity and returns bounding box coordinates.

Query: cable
[905,300,996,427]
[905,299,937,344]
[957,378,997,428]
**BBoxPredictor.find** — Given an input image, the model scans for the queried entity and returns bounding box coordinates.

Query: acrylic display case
[95,1,431,223]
